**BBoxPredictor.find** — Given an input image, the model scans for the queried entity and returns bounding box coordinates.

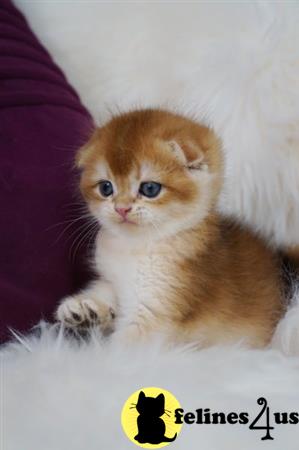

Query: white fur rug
[2,323,299,450]
[3,2,299,449]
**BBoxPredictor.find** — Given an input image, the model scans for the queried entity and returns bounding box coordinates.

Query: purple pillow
[0,0,94,341]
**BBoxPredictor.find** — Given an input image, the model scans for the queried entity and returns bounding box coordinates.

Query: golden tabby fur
[56,109,284,348]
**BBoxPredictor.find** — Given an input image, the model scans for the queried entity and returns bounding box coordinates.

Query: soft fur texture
[3,2,299,448]
[2,323,299,450]
[181,6,299,260]
[57,109,284,348]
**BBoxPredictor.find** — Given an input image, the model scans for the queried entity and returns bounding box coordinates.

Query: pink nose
[115,206,132,219]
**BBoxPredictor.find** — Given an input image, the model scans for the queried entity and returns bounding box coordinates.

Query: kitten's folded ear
[167,140,208,171]
[75,129,98,168]
[187,154,208,172]
[167,140,188,165]
[76,143,91,169]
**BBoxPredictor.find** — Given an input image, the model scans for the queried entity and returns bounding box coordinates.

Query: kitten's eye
[99,180,113,197]
[139,182,162,198]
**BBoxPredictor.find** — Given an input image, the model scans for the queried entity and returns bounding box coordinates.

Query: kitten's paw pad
[56,297,115,333]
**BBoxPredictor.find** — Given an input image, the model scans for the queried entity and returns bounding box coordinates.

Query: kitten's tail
[162,433,177,442]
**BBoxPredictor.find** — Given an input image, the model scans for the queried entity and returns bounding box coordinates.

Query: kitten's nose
[115,206,132,219]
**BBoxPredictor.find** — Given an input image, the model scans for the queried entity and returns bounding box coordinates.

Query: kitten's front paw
[55,296,115,335]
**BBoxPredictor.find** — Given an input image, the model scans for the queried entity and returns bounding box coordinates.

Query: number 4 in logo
[249,397,274,440]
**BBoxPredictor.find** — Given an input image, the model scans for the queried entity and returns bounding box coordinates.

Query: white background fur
[3,1,299,448]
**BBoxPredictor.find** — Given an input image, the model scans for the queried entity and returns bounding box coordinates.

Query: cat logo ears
[121,387,182,448]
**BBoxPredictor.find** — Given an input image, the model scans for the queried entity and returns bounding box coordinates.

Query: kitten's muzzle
[114,206,137,224]
[115,206,132,219]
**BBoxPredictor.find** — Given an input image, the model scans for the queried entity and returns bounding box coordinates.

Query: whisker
[70,220,99,263]
[69,225,94,257]
[148,217,164,243]
[65,217,96,244]
[85,223,99,251]
[69,218,97,251]
[45,213,91,233]
[52,214,93,244]
[87,225,98,251]
[62,206,89,214]
[61,201,87,207]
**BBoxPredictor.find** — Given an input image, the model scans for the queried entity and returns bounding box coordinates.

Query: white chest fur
[94,230,171,325]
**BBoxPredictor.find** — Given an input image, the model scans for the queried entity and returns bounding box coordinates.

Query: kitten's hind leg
[55,280,117,335]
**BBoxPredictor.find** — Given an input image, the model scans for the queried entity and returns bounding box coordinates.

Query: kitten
[56,109,284,348]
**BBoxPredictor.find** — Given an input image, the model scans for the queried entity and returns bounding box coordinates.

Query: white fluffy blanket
[3,2,299,449]
[2,324,299,450]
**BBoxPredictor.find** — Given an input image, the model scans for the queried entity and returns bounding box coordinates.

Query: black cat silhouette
[134,391,177,444]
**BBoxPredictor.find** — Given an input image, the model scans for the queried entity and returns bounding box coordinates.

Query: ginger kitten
[56,109,284,348]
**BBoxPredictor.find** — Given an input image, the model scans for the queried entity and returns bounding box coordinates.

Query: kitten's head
[77,109,222,241]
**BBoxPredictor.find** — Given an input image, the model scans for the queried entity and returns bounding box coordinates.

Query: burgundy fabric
[0,0,94,342]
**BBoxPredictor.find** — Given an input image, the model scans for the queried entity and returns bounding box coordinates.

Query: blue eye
[139,182,162,198]
[99,180,113,197]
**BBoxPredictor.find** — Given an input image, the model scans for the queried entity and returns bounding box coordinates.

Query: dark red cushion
[0,0,94,341]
